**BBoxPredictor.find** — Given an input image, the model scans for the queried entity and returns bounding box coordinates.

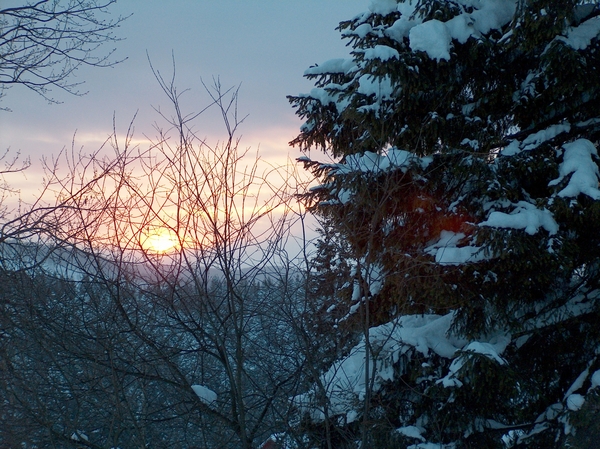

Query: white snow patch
[397,0,417,17]
[446,14,476,44]
[408,442,457,449]
[591,369,600,389]
[352,23,373,39]
[558,16,600,50]
[564,363,592,398]
[294,313,467,421]
[425,231,486,265]
[386,148,418,168]
[346,409,359,423]
[438,368,464,388]
[302,85,352,114]
[461,138,480,150]
[192,384,217,405]
[409,19,452,61]
[71,431,89,442]
[536,403,563,423]
[369,0,399,15]
[549,139,600,200]
[500,140,521,156]
[358,73,394,100]
[363,45,400,61]
[382,1,420,42]
[386,17,419,42]
[438,336,510,388]
[524,289,598,332]
[352,279,363,301]
[397,425,426,441]
[576,117,600,128]
[522,123,571,150]
[336,188,352,204]
[468,0,516,35]
[463,340,509,365]
[515,71,538,101]
[479,201,559,235]
[295,309,515,422]
[408,0,516,60]
[348,301,361,315]
[363,0,517,62]
[367,262,385,295]
[327,147,428,177]
[501,123,571,156]
[566,393,585,411]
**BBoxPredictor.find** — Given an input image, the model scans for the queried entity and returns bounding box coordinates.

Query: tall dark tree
[289,0,600,447]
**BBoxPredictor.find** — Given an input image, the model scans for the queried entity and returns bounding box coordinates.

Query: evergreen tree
[289,0,600,447]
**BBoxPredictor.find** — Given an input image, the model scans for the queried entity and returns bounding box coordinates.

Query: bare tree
[0,0,126,104]
[0,148,29,222]
[0,61,316,447]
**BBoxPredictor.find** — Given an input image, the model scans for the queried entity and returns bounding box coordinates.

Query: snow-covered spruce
[290,0,600,447]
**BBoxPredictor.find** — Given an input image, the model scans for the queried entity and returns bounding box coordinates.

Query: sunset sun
[142,229,180,254]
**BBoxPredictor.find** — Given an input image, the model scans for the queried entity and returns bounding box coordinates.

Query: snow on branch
[549,139,600,200]
[294,312,512,423]
[557,15,600,50]
[192,384,217,406]
[479,201,559,236]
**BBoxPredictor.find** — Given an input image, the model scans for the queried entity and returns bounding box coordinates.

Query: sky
[0,1,366,201]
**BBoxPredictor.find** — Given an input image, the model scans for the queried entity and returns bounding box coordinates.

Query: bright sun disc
[142,229,179,253]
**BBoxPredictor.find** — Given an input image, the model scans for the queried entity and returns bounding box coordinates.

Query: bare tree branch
[0,0,127,105]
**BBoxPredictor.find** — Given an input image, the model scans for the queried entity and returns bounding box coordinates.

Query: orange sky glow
[1,1,365,259]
